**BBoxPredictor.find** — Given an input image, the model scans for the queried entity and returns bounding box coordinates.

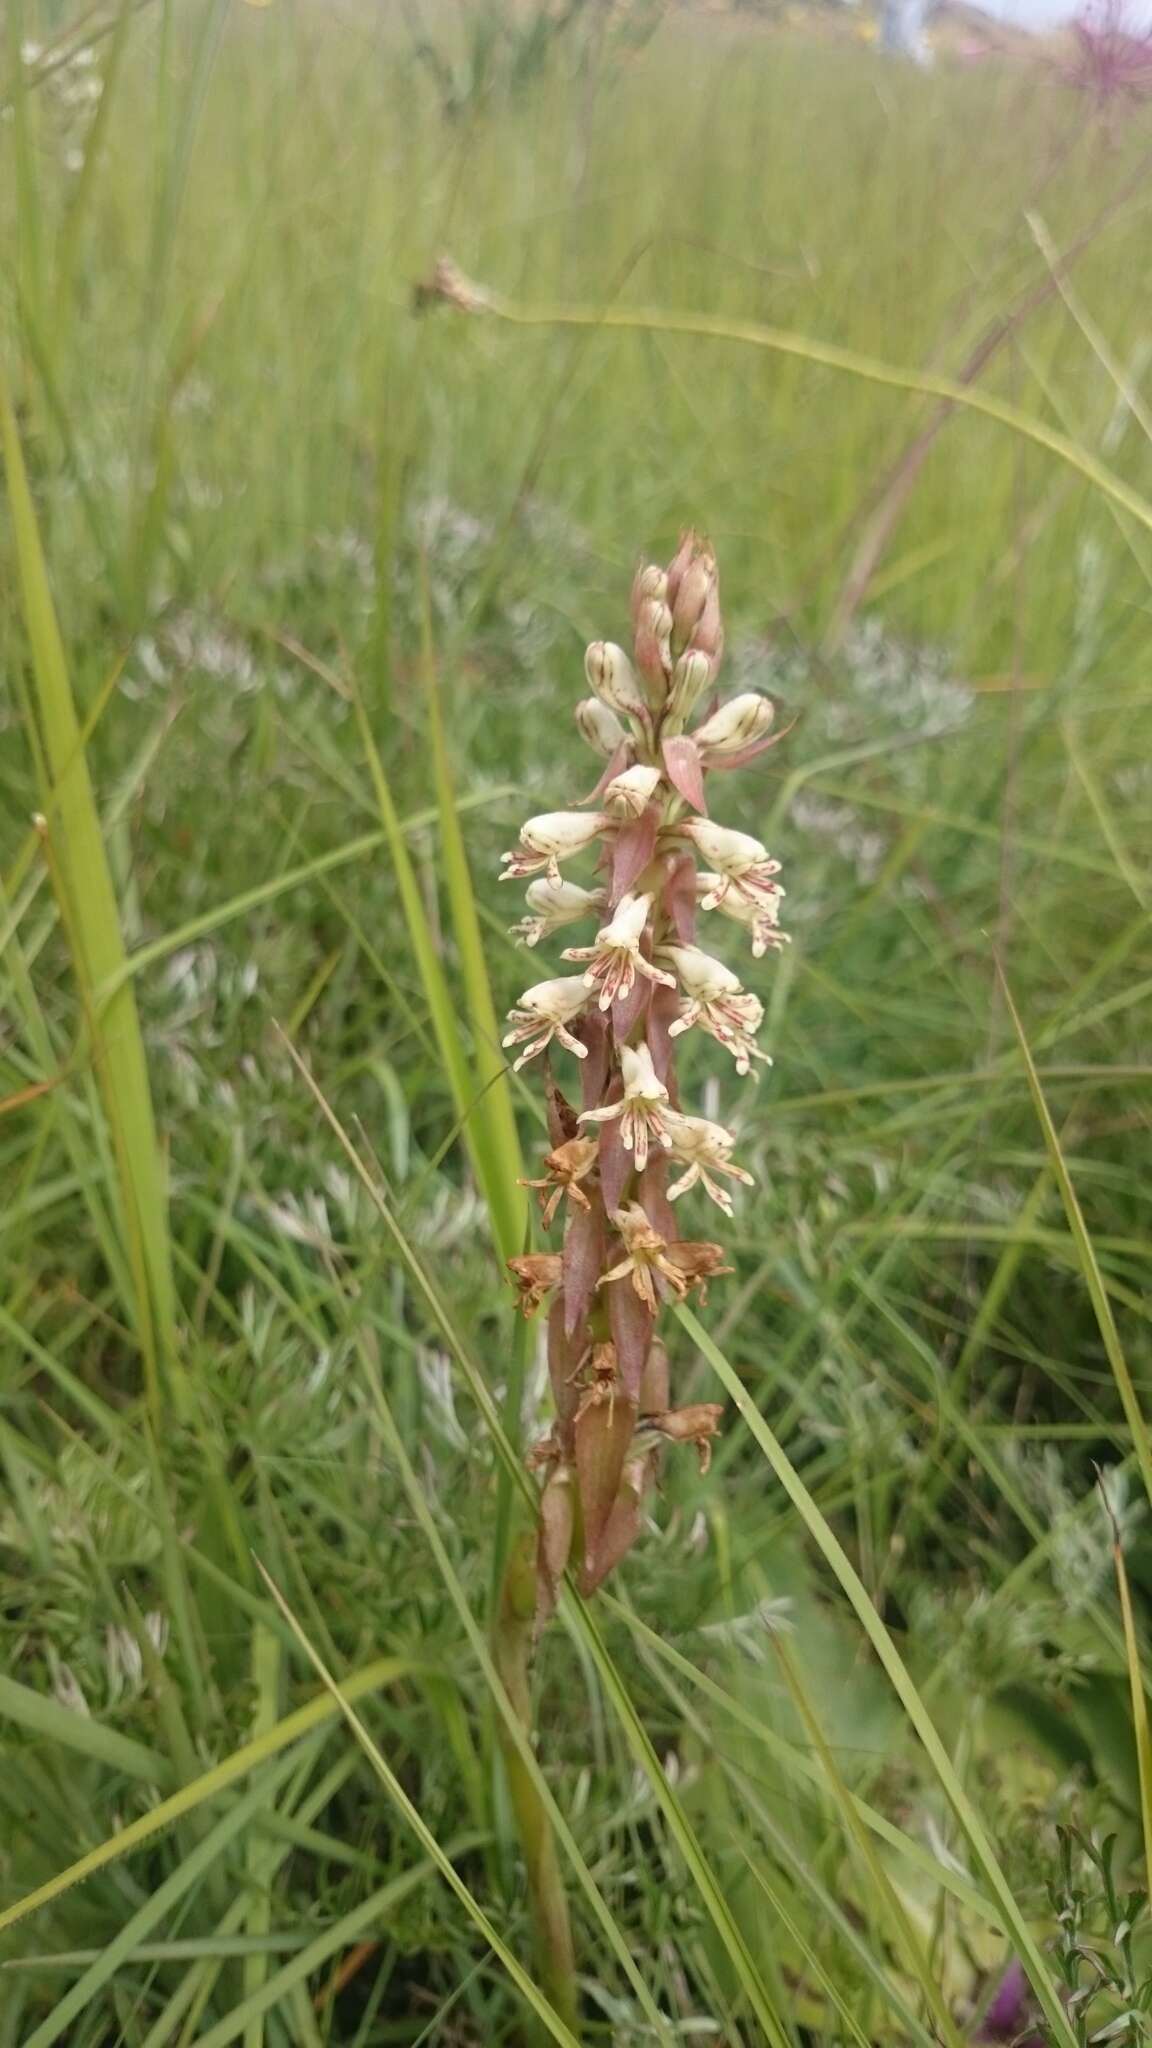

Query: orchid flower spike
[496,534,791,1609]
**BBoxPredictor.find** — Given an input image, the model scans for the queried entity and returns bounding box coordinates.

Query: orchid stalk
[501,533,789,1609]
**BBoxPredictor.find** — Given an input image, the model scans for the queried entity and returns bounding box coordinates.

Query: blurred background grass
[2,0,1152,2041]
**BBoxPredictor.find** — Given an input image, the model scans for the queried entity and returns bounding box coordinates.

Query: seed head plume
[500,534,790,1613]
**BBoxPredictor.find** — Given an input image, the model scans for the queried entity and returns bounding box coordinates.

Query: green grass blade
[0,1674,172,1786]
[0,1657,420,1939]
[21,1747,306,2048]
[485,293,1152,538]
[256,1566,583,2048]
[1107,1499,1152,1916]
[676,1302,1078,2048]
[999,968,1152,1513]
[188,1849,481,2048]
[0,371,177,1415]
[419,569,526,1262]
[348,675,517,1258]
[567,1598,795,2047]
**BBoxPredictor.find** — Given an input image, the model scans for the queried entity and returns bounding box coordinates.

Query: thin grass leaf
[0,1673,172,1786]
[21,1746,305,2048]
[419,561,526,1262]
[0,372,177,1415]
[999,967,1152,1512]
[348,674,518,1258]
[771,1633,967,2048]
[676,1302,1078,2048]
[568,1599,795,2048]
[0,1657,421,1939]
[1103,1487,1152,1916]
[255,1565,583,2048]
[484,293,1152,538]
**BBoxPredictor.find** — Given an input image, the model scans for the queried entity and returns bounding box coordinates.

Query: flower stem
[493,1530,580,2036]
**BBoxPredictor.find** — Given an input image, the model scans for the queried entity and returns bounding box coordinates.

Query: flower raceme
[498,533,790,1610]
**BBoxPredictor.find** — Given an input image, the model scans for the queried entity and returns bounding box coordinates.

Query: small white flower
[663,1111,754,1215]
[682,819,784,922]
[584,641,648,721]
[575,698,627,758]
[696,873,788,958]
[562,892,676,1010]
[692,693,775,759]
[665,650,713,725]
[579,1041,672,1172]
[662,944,770,1075]
[502,978,591,1069]
[500,811,609,885]
[603,763,662,819]
[511,878,605,948]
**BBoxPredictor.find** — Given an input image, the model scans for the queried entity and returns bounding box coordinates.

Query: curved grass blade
[676,1302,1078,2048]
[255,1565,583,2048]
[0,371,176,1414]
[999,967,1152,1513]
[0,1657,421,1939]
[482,292,1152,539]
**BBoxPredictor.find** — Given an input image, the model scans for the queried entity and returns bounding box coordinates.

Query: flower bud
[670,538,718,656]
[511,977,592,1024]
[693,692,775,759]
[603,762,662,819]
[630,562,668,629]
[664,530,698,607]
[665,650,712,725]
[682,818,768,876]
[633,599,673,699]
[575,697,627,757]
[585,641,647,721]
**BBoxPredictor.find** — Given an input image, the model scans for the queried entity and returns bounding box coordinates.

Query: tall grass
[1,2,1151,2041]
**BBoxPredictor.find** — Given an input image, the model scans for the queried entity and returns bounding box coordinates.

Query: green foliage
[1,1,1151,2041]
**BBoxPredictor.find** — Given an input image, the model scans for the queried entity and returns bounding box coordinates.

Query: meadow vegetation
[1,1,1151,2041]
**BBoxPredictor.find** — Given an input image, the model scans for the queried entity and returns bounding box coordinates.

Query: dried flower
[502,978,593,1068]
[497,535,790,1605]
[600,1203,731,1311]
[638,1403,724,1472]
[519,1135,599,1228]
[562,893,676,1010]
[507,1253,563,1315]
